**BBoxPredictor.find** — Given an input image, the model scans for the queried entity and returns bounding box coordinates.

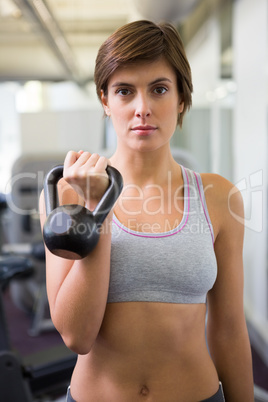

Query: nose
[135,93,151,118]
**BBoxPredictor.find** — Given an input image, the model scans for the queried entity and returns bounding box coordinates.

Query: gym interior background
[0,0,267,400]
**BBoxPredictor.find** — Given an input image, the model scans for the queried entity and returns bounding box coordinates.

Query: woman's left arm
[204,174,254,402]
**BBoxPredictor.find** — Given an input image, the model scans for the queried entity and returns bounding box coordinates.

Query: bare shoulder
[199,173,244,240]
[200,173,243,207]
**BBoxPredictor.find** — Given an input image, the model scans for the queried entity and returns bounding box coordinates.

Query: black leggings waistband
[66,386,76,402]
[200,382,225,402]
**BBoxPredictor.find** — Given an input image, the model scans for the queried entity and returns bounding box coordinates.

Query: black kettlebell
[43,164,123,260]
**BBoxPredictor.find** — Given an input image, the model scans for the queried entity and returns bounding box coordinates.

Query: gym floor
[3,287,268,401]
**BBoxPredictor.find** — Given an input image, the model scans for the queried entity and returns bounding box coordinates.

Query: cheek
[110,112,128,134]
[164,103,180,125]
[111,102,132,122]
[165,108,180,135]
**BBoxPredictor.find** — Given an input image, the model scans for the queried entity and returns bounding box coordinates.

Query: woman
[40,20,254,401]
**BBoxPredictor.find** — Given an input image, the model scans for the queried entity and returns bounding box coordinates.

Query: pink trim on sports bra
[193,172,214,244]
[112,166,190,239]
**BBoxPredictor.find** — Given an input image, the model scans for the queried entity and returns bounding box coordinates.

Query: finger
[64,150,80,169]
[79,153,101,170]
[71,151,96,168]
[94,156,109,174]
[84,153,100,168]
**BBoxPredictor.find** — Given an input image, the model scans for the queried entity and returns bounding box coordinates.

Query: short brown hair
[94,20,193,127]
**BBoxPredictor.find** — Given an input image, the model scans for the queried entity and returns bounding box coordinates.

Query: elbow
[51,314,94,355]
[61,332,93,355]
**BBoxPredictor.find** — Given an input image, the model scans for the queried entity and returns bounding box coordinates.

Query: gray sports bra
[107,166,217,304]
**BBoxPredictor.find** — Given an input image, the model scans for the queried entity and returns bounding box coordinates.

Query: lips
[131,125,157,136]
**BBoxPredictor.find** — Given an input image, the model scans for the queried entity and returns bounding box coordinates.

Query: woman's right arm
[39,151,113,355]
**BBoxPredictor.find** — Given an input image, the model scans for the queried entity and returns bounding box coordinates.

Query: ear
[178,100,184,114]
[101,90,111,117]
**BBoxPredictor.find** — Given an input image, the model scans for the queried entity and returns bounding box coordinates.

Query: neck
[110,145,180,187]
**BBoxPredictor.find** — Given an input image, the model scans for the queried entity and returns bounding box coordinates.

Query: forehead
[108,57,177,86]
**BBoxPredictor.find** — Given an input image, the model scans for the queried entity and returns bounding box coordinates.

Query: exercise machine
[0,191,77,402]
[3,154,65,334]
[0,269,77,401]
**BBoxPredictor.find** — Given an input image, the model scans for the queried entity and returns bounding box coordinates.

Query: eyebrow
[111,77,173,88]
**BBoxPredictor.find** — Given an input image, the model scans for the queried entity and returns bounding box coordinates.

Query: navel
[139,385,150,396]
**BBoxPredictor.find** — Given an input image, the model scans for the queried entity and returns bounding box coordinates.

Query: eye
[115,88,132,96]
[153,86,168,95]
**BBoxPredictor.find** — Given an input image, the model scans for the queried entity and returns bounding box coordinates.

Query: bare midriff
[70,302,219,401]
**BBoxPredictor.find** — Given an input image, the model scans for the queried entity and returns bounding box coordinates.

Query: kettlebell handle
[44,164,123,222]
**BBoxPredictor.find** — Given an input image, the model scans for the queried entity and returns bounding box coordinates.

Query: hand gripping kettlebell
[42,165,123,260]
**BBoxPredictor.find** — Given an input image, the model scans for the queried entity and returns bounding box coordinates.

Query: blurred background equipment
[0,0,267,400]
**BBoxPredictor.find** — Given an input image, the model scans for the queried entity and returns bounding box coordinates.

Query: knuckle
[99,155,107,162]
[89,153,100,162]
[67,150,77,159]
